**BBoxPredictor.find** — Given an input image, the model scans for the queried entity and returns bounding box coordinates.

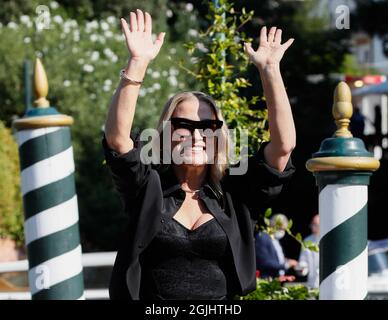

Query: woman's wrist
[257,63,281,81]
[257,63,281,74]
[124,58,149,81]
[128,57,151,66]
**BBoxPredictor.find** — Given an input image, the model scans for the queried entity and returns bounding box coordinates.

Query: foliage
[0,0,196,128]
[259,208,319,252]
[0,121,24,246]
[0,0,200,250]
[0,0,353,253]
[239,278,318,300]
[216,0,351,140]
[339,54,380,76]
[180,0,268,154]
[0,0,177,25]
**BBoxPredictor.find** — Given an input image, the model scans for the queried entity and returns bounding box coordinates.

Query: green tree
[0,121,24,246]
[180,0,268,154]
[0,0,201,250]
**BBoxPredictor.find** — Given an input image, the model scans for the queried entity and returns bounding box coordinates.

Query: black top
[139,217,228,300]
[102,133,295,300]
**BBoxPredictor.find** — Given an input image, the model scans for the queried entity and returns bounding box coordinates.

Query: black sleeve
[225,141,295,219]
[102,132,151,201]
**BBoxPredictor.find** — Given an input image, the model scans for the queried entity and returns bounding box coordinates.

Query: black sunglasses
[170,117,223,134]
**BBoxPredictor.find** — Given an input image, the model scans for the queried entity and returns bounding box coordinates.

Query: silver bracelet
[120,69,143,85]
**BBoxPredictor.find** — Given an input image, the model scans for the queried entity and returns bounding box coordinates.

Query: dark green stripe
[25,107,60,118]
[19,128,71,171]
[312,137,372,158]
[27,222,80,269]
[315,171,372,191]
[320,204,367,283]
[23,173,76,220]
[32,271,84,300]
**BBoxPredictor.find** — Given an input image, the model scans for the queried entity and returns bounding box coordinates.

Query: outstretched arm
[244,26,296,172]
[105,9,165,154]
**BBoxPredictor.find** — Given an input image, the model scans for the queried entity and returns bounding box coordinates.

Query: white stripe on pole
[319,247,368,300]
[29,245,83,295]
[319,184,367,238]
[24,195,79,245]
[0,290,109,300]
[17,127,62,147]
[0,252,117,273]
[21,146,75,196]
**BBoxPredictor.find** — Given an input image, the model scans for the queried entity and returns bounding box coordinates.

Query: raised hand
[244,26,294,70]
[120,9,165,64]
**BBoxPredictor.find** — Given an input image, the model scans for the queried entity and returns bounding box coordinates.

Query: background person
[298,214,319,288]
[255,214,298,278]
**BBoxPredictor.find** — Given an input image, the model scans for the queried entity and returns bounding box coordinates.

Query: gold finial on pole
[332,81,353,138]
[33,58,50,108]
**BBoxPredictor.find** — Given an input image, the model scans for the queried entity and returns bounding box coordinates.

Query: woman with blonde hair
[103,9,296,300]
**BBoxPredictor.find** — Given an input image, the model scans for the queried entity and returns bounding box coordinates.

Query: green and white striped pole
[306,82,380,300]
[13,58,84,300]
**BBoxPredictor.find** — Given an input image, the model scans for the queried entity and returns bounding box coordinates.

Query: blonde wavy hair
[155,91,230,188]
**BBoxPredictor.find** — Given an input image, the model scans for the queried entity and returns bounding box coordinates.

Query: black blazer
[102,135,295,300]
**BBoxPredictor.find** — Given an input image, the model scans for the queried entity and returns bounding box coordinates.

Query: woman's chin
[182,153,208,166]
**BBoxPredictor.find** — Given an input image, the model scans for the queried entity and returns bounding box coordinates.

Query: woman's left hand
[244,26,294,70]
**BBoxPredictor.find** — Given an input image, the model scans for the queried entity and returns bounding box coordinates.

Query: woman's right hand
[120,9,165,64]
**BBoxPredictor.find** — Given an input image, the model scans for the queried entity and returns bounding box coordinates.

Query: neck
[172,164,208,191]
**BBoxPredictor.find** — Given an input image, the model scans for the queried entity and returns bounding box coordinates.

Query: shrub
[0,121,24,246]
[240,278,318,300]
[0,0,200,250]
